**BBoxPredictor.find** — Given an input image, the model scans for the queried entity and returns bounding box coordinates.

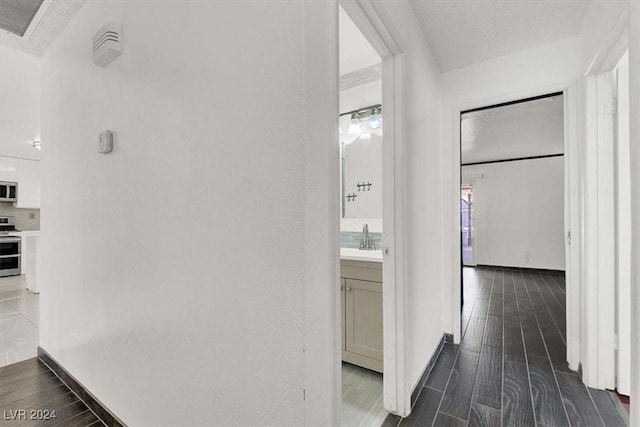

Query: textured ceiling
[461,95,564,165]
[410,0,591,72]
[339,5,380,76]
[0,0,84,57]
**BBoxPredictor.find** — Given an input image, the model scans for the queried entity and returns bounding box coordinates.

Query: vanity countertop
[340,247,383,262]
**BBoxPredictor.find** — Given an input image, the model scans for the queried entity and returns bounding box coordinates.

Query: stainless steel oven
[0,236,21,277]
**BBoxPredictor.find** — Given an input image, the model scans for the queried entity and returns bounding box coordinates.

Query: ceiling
[0,0,84,57]
[410,0,591,72]
[461,94,564,165]
[339,6,380,76]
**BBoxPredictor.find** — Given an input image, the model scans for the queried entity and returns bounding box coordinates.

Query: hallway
[399,267,628,426]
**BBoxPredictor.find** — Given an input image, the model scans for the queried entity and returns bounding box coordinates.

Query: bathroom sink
[340,247,383,262]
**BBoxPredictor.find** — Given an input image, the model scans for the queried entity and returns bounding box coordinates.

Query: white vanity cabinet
[340,259,383,373]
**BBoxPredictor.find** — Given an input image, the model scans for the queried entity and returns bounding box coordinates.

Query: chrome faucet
[359,223,376,250]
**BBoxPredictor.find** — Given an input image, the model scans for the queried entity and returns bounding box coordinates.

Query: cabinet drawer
[340,259,382,282]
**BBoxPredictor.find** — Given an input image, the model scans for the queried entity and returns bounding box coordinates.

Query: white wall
[40,1,339,425]
[579,0,628,75]
[0,45,41,160]
[441,36,581,339]
[374,1,445,403]
[463,157,565,270]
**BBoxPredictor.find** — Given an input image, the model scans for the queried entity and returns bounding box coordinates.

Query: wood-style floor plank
[433,412,467,427]
[0,358,105,427]
[461,317,485,352]
[473,346,502,410]
[60,410,101,427]
[503,321,525,363]
[482,315,503,348]
[521,320,547,358]
[528,356,569,427]
[439,349,479,420]
[555,372,603,427]
[502,360,535,427]
[468,402,501,427]
[401,387,442,427]
[588,389,627,427]
[425,343,459,392]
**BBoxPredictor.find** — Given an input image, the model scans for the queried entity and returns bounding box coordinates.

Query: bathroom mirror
[339,110,383,219]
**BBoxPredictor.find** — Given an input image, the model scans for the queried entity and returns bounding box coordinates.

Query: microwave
[0,182,17,202]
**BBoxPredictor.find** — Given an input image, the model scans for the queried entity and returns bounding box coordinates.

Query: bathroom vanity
[340,248,383,373]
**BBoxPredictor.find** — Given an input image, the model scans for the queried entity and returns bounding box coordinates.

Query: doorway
[460,184,474,266]
[456,93,597,424]
[338,6,386,426]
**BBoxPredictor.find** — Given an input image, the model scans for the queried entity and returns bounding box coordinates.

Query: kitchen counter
[340,247,383,262]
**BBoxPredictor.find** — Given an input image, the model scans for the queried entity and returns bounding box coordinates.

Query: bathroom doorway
[338,6,386,425]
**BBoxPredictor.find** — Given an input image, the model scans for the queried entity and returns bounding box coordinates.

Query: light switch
[98,130,113,154]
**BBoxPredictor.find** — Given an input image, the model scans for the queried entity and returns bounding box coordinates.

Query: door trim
[339,0,407,415]
[451,81,581,372]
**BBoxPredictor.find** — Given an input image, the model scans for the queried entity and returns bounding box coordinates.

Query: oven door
[0,238,20,256]
[0,237,21,277]
[0,255,21,276]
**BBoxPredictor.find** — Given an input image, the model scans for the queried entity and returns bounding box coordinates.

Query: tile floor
[0,275,39,368]
[397,266,629,427]
[342,362,387,426]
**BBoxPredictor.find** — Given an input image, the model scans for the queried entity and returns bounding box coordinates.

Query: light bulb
[368,109,380,129]
[348,113,361,134]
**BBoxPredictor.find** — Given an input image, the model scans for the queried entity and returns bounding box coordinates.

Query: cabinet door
[345,278,383,361]
[341,278,346,351]
[0,157,18,182]
[16,159,40,208]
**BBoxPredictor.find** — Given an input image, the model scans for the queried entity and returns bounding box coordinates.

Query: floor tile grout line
[533,271,567,330]
[429,344,461,427]
[517,270,539,427]
[437,266,490,425]
[523,269,573,427]
[537,272,567,311]
[527,270,567,347]
[1,293,39,330]
[559,370,608,427]
[467,268,498,422]
[501,269,506,427]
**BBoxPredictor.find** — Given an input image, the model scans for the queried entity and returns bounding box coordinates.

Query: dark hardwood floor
[397,266,629,427]
[0,358,104,426]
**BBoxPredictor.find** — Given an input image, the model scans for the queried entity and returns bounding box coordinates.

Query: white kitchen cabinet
[16,159,40,208]
[340,259,383,373]
[0,156,18,182]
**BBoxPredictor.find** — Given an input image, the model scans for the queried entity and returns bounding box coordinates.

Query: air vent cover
[92,23,122,68]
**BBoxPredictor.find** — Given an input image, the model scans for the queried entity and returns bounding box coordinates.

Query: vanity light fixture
[33,140,41,150]
[348,113,362,135]
[368,108,381,129]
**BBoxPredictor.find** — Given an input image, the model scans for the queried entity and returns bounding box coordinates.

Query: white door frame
[450,81,581,372]
[339,0,407,415]
[579,3,630,391]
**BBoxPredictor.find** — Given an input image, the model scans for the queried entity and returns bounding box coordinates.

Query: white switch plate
[98,130,113,154]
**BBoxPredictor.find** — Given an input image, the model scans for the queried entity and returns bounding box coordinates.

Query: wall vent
[92,23,122,68]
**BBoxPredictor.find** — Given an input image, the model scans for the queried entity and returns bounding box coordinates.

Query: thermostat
[98,130,113,154]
